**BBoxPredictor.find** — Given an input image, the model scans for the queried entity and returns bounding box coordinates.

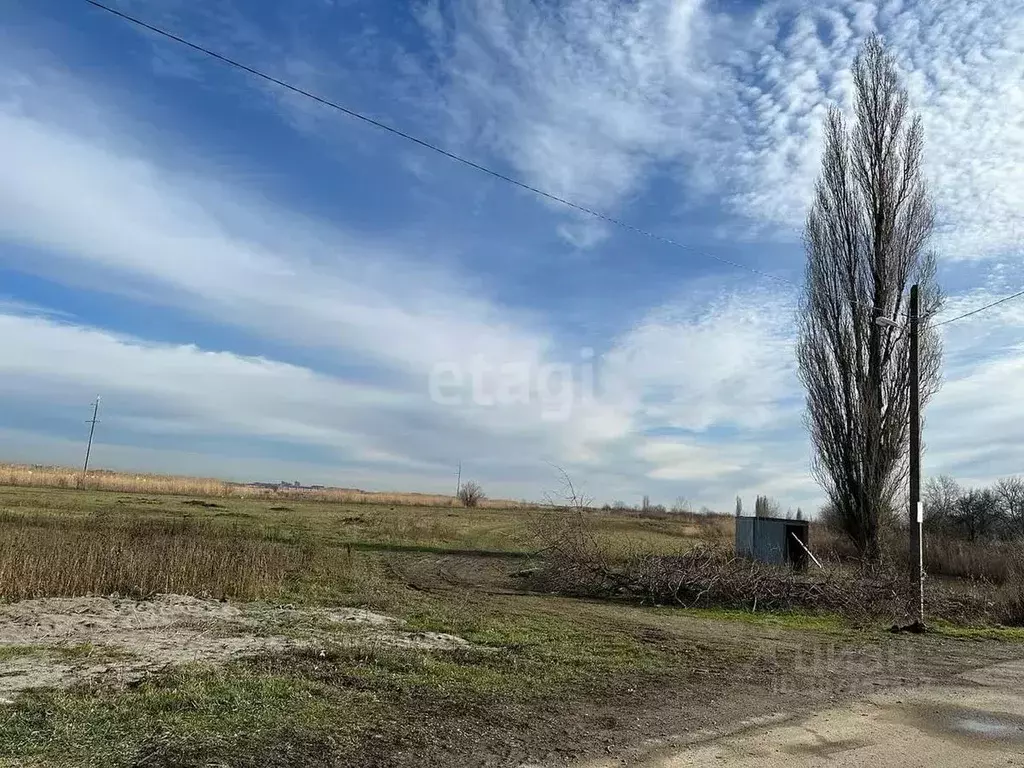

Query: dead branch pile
[531,521,1023,625]
[535,541,905,618]
[529,482,1024,626]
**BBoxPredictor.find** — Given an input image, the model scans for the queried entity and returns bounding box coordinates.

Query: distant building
[246,480,331,492]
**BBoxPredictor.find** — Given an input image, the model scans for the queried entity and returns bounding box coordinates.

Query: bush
[457,481,485,508]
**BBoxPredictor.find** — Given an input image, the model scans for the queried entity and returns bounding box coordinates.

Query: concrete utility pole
[83,396,101,477]
[908,284,924,626]
[875,285,925,628]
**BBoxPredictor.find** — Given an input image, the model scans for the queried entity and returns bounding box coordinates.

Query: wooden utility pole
[908,285,924,626]
[454,461,462,503]
[83,396,101,478]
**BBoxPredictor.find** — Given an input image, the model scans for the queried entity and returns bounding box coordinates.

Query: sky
[0,0,1022,512]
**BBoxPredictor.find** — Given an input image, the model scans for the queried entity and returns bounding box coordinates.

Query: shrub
[457,481,485,508]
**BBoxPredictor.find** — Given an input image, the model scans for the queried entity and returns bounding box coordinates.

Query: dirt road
[583,658,1024,768]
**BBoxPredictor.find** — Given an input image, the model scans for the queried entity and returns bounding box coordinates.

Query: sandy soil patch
[0,594,472,702]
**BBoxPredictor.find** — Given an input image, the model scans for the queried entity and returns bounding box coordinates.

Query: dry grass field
[0,470,1020,767]
[0,463,533,508]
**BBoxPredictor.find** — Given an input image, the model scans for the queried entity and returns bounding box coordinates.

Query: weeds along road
[583,658,1024,768]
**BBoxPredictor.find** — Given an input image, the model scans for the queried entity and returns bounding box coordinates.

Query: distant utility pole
[455,461,462,501]
[83,396,101,477]
[909,284,924,626]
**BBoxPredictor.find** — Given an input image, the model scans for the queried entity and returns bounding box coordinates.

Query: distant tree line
[731,495,803,520]
[754,495,779,518]
[923,475,1024,542]
[818,474,1024,544]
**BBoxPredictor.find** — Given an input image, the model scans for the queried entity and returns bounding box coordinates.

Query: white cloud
[638,441,744,482]
[0,90,552,381]
[419,0,707,243]
[0,312,416,454]
[601,288,800,433]
[90,1,1024,261]
[421,0,1024,258]
[708,0,1024,260]
[0,304,816,507]
[928,351,1024,486]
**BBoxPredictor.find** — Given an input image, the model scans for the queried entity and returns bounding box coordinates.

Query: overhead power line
[933,289,1024,328]
[84,0,1024,328]
[82,0,793,286]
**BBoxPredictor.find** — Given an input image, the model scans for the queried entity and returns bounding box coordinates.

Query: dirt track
[581,657,1024,768]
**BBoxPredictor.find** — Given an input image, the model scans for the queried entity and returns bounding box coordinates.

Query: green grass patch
[929,620,1024,642]
[0,665,373,767]
[670,606,853,634]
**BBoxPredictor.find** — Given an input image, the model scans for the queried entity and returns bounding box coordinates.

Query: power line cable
[933,289,1024,328]
[83,0,793,286]
[84,0,1024,328]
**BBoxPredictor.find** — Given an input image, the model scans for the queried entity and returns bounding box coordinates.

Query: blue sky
[0,0,1022,510]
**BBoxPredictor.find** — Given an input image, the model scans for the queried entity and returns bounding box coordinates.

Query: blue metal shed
[735,516,810,570]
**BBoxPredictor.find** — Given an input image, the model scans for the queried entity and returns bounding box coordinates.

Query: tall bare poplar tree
[798,36,943,560]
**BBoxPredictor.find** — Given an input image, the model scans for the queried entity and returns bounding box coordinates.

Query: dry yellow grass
[0,512,312,601]
[0,482,735,605]
[0,463,533,509]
